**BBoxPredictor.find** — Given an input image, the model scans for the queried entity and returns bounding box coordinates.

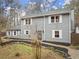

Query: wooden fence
[71,33,79,45]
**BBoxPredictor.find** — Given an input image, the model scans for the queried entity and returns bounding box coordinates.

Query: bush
[15,52,20,57]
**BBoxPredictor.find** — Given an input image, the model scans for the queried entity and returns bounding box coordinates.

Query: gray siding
[44,14,71,43]
[6,10,74,43]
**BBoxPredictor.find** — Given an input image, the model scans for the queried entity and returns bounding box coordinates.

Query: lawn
[0,43,64,59]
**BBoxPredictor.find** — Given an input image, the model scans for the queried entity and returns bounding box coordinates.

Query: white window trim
[52,30,62,39]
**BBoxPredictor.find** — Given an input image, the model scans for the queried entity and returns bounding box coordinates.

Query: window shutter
[59,15,62,23]
[49,16,51,24]
[23,19,26,25]
[7,31,10,36]
[59,30,62,38]
[30,18,32,25]
[52,30,55,38]
[24,30,26,35]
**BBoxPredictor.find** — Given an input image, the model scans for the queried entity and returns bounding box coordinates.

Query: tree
[64,0,79,16]
[25,0,59,13]
[5,0,21,9]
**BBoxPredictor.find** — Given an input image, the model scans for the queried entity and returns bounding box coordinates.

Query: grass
[0,43,64,59]
[0,44,32,59]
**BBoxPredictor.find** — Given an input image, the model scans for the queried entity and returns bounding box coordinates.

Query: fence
[71,33,79,45]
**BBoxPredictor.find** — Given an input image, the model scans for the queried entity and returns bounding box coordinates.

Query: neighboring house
[6,9,74,44]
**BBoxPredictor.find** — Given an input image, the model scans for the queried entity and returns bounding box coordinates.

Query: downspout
[44,16,45,41]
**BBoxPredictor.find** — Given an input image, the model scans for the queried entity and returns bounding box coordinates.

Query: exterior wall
[43,14,71,43]
[21,17,44,39]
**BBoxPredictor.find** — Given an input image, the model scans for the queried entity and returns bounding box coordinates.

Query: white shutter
[30,18,32,25]
[24,30,26,35]
[12,31,14,36]
[23,19,26,25]
[59,15,62,23]
[59,30,62,38]
[52,30,55,38]
[7,31,9,36]
[48,16,51,24]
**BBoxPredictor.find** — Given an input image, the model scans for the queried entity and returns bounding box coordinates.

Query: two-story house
[6,9,74,44]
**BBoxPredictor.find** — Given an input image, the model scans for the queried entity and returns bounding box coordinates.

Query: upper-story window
[51,16,54,22]
[56,16,59,22]
[26,19,31,24]
[49,15,62,23]
[23,18,32,25]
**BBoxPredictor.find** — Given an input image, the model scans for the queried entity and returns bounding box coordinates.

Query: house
[6,9,74,44]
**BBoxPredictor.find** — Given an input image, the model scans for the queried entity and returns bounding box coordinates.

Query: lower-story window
[26,31,29,34]
[14,31,16,35]
[13,30,21,36]
[24,30,30,35]
[52,30,62,38]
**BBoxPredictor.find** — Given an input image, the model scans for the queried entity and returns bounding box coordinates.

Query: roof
[22,9,71,18]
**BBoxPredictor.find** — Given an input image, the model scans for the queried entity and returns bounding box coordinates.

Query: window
[9,31,10,35]
[26,31,28,34]
[14,31,16,35]
[55,31,59,37]
[26,19,31,24]
[51,16,60,23]
[23,18,32,25]
[51,16,54,22]
[52,30,62,38]
[24,30,30,35]
[49,15,62,23]
[56,16,59,22]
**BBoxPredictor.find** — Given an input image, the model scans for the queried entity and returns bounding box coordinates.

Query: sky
[19,0,71,9]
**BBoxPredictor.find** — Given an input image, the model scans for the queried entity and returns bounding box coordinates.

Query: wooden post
[32,31,42,59]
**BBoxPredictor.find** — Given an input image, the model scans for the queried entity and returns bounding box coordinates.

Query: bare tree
[64,0,79,16]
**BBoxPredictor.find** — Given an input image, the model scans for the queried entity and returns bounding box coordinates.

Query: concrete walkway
[42,42,79,59]
[68,48,79,59]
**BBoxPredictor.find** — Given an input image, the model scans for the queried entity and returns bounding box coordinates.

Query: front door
[37,31,42,40]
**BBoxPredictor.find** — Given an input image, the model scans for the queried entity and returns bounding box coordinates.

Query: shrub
[15,52,20,57]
